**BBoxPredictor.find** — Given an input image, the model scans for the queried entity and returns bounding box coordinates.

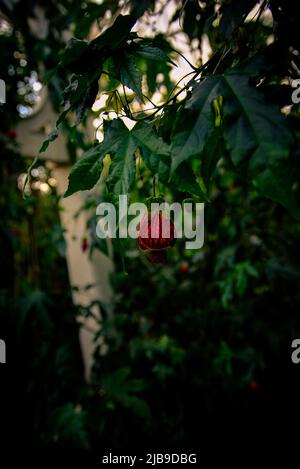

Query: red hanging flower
[138,211,175,251]
[137,197,176,263]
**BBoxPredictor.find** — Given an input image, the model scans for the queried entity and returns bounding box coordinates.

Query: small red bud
[179,262,189,274]
[249,381,259,392]
[6,129,17,139]
[81,237,88,253]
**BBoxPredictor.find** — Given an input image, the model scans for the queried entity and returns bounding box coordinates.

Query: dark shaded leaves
[119,54,144,101]
[220,0,257,39]
[39,128,59,153]
[64,144,104,197]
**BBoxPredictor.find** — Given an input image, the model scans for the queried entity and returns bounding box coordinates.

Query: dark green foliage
[2,0,300,451]
[65,119,171,197]
[86,165,300,445]
[39,0,300,219]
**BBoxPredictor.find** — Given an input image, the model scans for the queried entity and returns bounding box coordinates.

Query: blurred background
[1,0,300,451]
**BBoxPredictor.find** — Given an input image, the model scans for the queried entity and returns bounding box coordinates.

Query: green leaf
[213,341,234,376]
[106,120,173,195]
[106,139,137,196]
[102,367,151,421]
[135,42,173,64]
[201,127,224,189]
[219,72,293,170]
[39,128,59,154]
[104,119,137,196]
[141,146,170,182]
[106,90,123,114]
[171,76,219,174]
[178,71,293,172]
[170,162,209,200]
[59,39,100,76]
[145,57,172,94]
[171,69,295,215]
[74,78,99,125]
[121,395,151,421]
[91,15,137,51]
[132,121,170,157]
[182,0,201,39]
[74,4,107,39]
[253,165,300,220]
[64,144,104,197]
[219,276,234,309]
[60,38,88,67]
[50,403,89,449]
[64,119,172,198]
[57,75,89,124]
[119,53,144,101]
[214,246,237,276]
[64,73,99,116]
[220,0,257,39]
[235,262,258,296]
[132,121,171,182]
[51,15,137,136]
[135,121,207,198]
